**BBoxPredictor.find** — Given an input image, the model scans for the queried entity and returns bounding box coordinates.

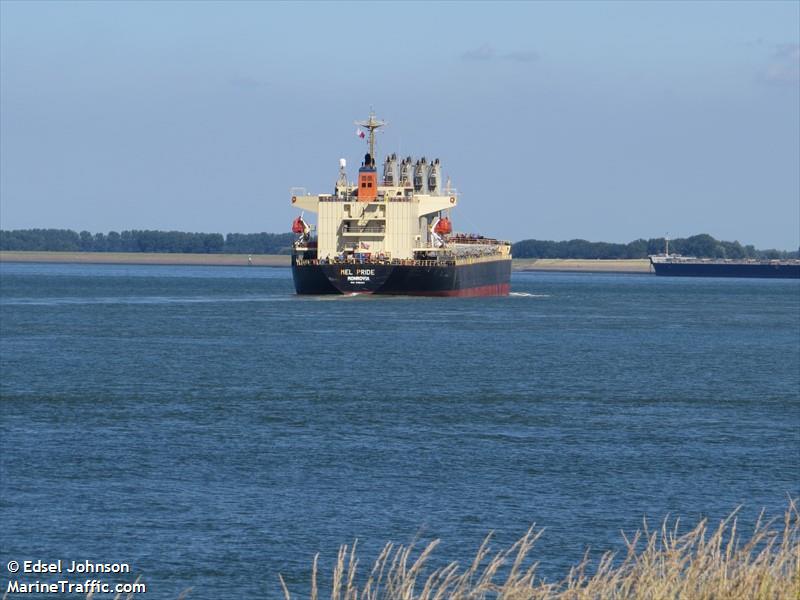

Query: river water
[1,263,798,598]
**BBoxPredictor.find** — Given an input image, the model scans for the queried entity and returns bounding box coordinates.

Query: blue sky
[1,1,798,248]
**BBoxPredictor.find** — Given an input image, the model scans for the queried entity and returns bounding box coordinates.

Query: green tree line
[0,229,295,255]
[512,234,799,260]
[1,229,797,259]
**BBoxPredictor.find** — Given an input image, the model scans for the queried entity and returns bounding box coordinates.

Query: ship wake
[509,292,550,298]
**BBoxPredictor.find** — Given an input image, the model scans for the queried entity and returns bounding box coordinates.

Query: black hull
[652,262,800,279]
[292,257,511,296]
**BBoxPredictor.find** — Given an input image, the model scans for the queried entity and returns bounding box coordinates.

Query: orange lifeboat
[434,217,452,235]
[291,217,307,234]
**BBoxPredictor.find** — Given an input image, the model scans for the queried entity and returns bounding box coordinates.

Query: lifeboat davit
[292,217,307,234]
[434,217,452,235]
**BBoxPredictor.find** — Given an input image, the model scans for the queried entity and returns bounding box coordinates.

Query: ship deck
[294,253,511,268]
[650,256,800,266]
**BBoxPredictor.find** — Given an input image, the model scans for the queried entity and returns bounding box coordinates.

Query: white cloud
[760,43,799,85]
[461,44,537,64]
[461,44,496,61]
[501,51,539,63]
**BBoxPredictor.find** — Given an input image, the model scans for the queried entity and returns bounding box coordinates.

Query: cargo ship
[650,255,800,278]
[289,113,511,295]
[650,240,800,278]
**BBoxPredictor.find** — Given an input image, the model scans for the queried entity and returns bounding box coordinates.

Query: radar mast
[355,110,386,162]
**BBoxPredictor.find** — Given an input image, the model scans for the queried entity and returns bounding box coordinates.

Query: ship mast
[355,111,386,161]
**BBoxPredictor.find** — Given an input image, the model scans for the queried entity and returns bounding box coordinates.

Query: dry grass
[5,504,794,600]
[278,500,799,600]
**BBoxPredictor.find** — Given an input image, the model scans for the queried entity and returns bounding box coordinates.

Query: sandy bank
[513,258,652,273]
[1,252,653,273]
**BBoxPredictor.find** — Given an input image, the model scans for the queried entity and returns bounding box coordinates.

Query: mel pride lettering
[339,268,375,276]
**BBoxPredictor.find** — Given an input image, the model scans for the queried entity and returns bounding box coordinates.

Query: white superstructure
[291,112,510,263]
[292,183,458,261]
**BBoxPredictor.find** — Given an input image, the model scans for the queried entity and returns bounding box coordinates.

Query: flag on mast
[356,128,365,139]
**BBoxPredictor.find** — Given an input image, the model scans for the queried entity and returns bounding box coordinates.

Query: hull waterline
[651,261,800,279]
[292,257,512,296]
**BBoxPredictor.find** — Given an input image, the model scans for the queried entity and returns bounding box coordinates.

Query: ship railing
[448,235,511,246]
[342,225,386,233]
[295,257,460,267]
[651,255,800,266]
[414,240,510,251]
[454,254,508,265]
[317,195,416,203]
[294,253,509,268]
[307,189,458,203]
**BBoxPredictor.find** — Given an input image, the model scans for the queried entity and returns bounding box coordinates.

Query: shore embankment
[0,251,653,273]
[0,251,290,267]
[279,501,800,600]
[513,258,652,273]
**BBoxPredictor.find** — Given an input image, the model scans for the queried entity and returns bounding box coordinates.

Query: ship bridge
[290,112,465,262]
[292,176,459,261]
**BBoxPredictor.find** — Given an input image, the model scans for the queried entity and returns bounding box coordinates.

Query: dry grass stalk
[279,500,799,600]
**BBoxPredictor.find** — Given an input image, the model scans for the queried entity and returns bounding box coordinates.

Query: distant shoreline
[0,251,653,274]
[0,251,289,267]
[513,258,651,273]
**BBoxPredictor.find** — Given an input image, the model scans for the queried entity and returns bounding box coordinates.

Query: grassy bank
[277,501,799,600]
[0,251,652,273]
[41,502,798,599]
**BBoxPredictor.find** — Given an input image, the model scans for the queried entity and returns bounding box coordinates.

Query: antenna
[355,110,386,163]
[336,158,348,192]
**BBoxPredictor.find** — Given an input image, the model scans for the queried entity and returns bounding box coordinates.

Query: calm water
[1,263,798,598]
